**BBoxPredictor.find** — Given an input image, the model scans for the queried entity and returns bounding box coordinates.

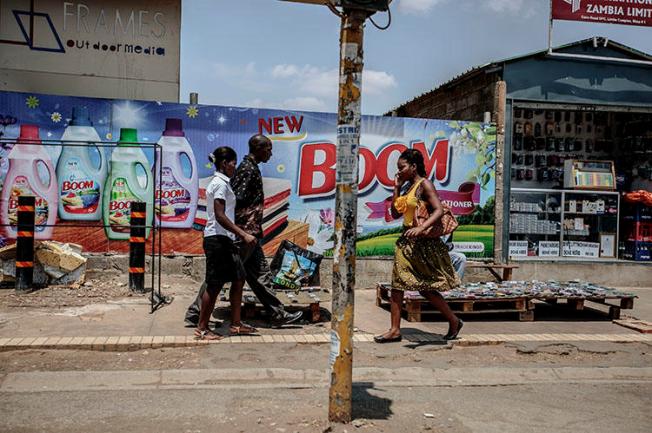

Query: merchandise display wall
[508,106,652,262]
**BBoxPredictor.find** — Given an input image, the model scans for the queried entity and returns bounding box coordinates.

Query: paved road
[1,369,650,433]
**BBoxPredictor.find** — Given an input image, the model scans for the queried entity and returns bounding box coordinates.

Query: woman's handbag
[414,201,459,238]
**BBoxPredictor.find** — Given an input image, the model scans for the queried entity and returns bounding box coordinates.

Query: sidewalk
[0,278,651,351]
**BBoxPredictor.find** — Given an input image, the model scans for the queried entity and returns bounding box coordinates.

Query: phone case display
[563,160,616,190]
[563,191,618,258]
[509,189,620,260]
[509,190,562,258]
[511,108,614,189]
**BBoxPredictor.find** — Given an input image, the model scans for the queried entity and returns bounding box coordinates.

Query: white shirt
[204,171,236,240]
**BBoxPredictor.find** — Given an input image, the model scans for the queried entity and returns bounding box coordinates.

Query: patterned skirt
[391,235,461,292]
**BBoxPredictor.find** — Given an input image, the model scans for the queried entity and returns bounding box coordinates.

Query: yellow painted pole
[328,8,366,424]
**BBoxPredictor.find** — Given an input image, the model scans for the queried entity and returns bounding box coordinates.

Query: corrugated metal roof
[385,37,652,115]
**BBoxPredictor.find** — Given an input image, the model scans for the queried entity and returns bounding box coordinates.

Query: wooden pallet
[376,284,535,322]
[538,296,635,320]
[376,283,636,322]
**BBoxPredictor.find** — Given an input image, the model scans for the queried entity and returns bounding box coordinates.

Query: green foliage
[449,121,497,190]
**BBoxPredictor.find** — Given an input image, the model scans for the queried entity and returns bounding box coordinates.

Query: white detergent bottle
[57,107,107,221]
[154,118,198,228]
[0,124,58,239]
[102,128,153,241]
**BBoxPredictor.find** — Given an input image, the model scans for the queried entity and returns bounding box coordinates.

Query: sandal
[194,328,223,341]
[229,322,258,335]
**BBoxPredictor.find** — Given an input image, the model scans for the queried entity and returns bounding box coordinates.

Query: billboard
[0,90,496,258]
[552,0,652,27]
[0,0,180,101]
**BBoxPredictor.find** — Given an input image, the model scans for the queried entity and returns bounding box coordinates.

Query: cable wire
[368,6,391,30]
[327,2,344,18]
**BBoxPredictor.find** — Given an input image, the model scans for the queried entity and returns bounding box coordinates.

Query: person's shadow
[352,382,393,420]
[400,327,450,349]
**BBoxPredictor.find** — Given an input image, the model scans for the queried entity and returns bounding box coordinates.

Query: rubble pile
[0,241,86,287]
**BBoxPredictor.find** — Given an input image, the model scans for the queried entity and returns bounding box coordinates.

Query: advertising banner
[0,90,496,257]
[552,0,652,27]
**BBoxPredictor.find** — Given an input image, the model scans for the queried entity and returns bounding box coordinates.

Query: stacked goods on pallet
[376,280,636,322]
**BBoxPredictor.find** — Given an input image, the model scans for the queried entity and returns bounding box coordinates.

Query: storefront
[388,37,652,266]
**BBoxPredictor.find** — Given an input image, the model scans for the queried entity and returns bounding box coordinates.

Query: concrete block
[57,337,74,348]
[151,336,165,348]
[91,337,109,350]
[43,337,61,348]
[140,336,154,348]
[30,337,48,348]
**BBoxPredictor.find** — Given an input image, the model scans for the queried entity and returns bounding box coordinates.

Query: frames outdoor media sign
[552,0,652,27]
[0,0,181,100]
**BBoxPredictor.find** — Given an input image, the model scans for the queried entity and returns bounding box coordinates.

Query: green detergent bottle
[102,128,153,240]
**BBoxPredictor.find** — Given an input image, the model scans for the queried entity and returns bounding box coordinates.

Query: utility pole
[281,0,390,423]
[329,8,366,423]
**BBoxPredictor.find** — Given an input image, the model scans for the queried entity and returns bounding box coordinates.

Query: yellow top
[393,179,425,226]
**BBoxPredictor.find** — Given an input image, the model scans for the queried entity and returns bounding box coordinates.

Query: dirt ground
[2,340,650,374]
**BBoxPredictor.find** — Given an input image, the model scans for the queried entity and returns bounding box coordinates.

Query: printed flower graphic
[304,209,334,254]
[50,112,62,123]
[277,164,285,174]
[26,96,39,109]
[186,105,199,118]
[319,208,334,226]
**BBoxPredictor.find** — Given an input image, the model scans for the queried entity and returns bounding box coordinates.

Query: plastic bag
[270,240,323,291]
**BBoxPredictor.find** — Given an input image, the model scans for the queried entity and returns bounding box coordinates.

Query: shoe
[272,311,303,328]
[184,317,199,328]
[373,334,402,344]
[443,319,464,340]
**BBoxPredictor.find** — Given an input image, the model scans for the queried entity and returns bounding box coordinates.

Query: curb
[0,333,650,352]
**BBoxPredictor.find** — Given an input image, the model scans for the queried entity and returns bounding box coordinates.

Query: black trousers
[185,240,286,322]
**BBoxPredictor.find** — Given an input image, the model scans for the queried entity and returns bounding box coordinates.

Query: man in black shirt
[186,135,302,328]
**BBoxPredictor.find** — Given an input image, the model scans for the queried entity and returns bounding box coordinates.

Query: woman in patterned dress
[374,149,463,343]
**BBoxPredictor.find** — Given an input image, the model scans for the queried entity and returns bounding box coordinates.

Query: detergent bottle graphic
[102,128,153,240]
[154,118,198,228]
[57,107,107,221]
[0,124,58,239]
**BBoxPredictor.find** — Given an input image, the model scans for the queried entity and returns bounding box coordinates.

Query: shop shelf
[622,241,652,262]
[623,222,652,243]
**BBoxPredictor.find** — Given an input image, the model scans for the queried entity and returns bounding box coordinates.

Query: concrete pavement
[0,280,651,350]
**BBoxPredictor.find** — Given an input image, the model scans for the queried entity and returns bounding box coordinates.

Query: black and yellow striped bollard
[129,202,146,293]
[15,196,35,293]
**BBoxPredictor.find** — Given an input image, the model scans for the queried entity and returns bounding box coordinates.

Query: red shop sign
[552,0,652,27]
